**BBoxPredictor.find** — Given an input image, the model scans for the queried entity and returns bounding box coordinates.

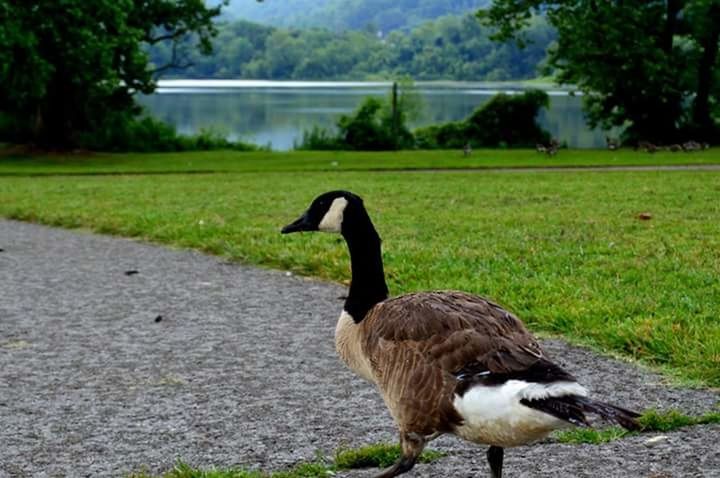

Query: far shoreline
[154,79,578,96]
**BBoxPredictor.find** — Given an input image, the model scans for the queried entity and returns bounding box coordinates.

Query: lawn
[1,150,719,387]
[1,147,720,175]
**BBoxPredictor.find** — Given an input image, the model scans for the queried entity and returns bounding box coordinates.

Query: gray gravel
[0,219,718,478]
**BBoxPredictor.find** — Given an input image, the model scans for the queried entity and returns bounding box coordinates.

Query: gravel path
[0,220,718,478]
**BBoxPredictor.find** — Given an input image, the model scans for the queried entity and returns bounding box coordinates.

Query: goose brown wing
[360,291,562,433]
[363,291,545,375]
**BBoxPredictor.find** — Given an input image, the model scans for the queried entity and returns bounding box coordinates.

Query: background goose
[281,190,640,478]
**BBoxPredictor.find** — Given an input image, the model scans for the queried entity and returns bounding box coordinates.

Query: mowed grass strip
[128,444,445,477]
[1,148,720,175]
[0,169,718,385]
[554,409,720,444]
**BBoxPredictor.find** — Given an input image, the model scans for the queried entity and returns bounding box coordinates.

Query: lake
[139,80,604,150]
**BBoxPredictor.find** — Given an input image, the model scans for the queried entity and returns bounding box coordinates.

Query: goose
[281,191,640,478]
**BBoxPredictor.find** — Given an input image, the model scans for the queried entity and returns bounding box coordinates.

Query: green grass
[128,443,445,478]
[1,148,720,176]
[334,443,445,469]
[554,409,720,444]
[1,152,719,386]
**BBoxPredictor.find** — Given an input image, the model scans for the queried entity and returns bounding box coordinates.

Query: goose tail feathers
[521,395,641,431]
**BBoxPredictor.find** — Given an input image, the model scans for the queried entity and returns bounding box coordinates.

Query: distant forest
[149,14,554,81]
[217,0,491,32]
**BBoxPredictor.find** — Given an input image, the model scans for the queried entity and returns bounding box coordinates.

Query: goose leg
[487,446,504,478]
[374,432,426,478]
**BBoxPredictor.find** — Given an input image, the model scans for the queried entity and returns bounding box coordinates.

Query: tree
[0,0,226,147]
[480,0,720,143]
[414,89,551,148]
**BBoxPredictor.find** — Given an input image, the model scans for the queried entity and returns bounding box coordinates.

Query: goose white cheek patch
[319,197,348,232]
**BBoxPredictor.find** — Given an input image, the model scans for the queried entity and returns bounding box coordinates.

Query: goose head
[281,190,365,235]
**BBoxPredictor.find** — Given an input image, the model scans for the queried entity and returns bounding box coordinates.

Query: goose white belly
[335,310,375,382]
[452,380,587,447]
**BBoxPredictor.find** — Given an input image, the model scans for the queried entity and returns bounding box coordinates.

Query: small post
[392,81,398,148]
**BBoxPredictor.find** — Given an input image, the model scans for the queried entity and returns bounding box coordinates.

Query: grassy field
[1,150,719,387]
[1,148,720,175]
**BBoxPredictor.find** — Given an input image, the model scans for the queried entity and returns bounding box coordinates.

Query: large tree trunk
[692,2,720,141]
[34,73,75,149]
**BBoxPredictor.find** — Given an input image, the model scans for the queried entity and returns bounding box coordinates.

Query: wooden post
[392,81,398,148]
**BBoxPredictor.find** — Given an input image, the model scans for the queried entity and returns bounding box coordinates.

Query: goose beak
[281,212,314,234]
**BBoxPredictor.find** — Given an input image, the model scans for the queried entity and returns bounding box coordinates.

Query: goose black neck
[342,210,388,323]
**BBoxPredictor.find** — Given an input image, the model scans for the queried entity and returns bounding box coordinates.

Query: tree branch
[148,39,194,77]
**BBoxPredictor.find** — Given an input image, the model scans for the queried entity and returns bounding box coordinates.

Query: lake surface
[139,80,604,150]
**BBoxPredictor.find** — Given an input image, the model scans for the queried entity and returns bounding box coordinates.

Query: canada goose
[636,141,658,153]
[605,136,620,151]
[281,191,640,478]
[682,140,701,152]
[463,142,472,157]
[536,139,559,156]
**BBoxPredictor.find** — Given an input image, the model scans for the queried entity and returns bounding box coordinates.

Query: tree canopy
[480,0,720,143]
[149,14,554,81]
[0,0,225,147]
[219,0,490,33]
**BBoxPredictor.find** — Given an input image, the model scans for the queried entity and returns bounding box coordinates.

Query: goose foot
[373,432,426,478]
[487,446,504,478]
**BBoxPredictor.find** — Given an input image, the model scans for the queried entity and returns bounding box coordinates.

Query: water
[139,80,604,150]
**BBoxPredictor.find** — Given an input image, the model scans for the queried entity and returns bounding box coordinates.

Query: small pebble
[154,315,163,323]
[644,435,669,446]
[285,271,292,277]
[124,270,139,276]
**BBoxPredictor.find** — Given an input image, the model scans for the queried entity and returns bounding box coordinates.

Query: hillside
[149,14,553,80]
[219,0,490,32]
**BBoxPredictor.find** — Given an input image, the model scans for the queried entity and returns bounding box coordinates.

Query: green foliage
[148,14,555,81]
[638,409,720,432]
[554,426,628,445]
[554,409,720,444]
[415,89,550,148]
[337,98,393,150]
[296,128,335,153]
[221,0,489,32]
[480,0,720,144]
[334,443,444,469]
[76,114,257,153]
[297,81,419,150]
[0,0,225,148]
[337,97,411,150]
[295,126,344,151]
[127,443,444,477]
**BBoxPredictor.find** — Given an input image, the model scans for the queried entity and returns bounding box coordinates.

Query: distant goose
[281,191,640,478]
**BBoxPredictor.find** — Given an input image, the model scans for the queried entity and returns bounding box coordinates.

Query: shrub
[414,89,551,148]
[295,80,420,151]
[295,125,345,150]
[337,97,397,150]
[76,113,258,152]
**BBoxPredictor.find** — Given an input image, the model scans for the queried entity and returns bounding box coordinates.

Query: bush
[338,97,396,150]
[414,89,551,148]
[76,113,258,152]
[295,125,344,150]
[295,80,420,151]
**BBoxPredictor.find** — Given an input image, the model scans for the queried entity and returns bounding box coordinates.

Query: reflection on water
[139,81,603,150]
